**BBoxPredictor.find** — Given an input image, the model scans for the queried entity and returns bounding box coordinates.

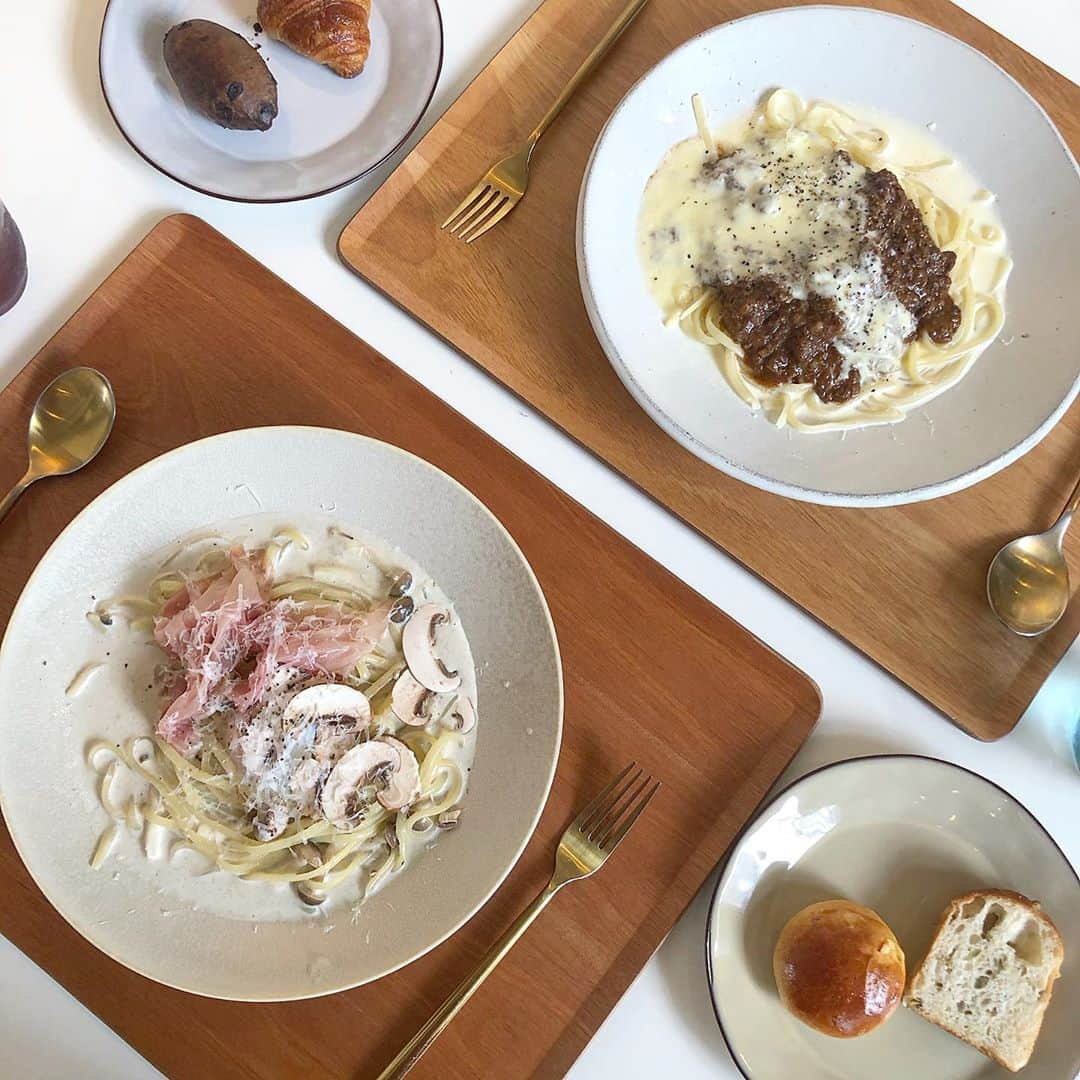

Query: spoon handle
[1064,473,1080,520]
[0,473,32,525]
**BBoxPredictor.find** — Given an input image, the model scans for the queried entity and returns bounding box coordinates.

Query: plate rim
[97,0,445,204]
[702,752,1080,1078]
[0,425,564,1000]
[577,4,1080,508]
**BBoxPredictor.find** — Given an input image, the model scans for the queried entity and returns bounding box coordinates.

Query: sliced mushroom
[437,809,461,830]
[320,741,394,828]
[389,570,414,598]
[375,736,421,811]
[283,683,372,727]
[391,669,434,726]
[320,737,420,827]
[442,696,476,734]
[293,881,326,906]
[389,595,414,625]
[252,795,288,841]
[292,841,324,868]
[402,603,462,693]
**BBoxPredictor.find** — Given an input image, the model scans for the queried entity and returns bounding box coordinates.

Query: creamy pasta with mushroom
[85,516,478,910]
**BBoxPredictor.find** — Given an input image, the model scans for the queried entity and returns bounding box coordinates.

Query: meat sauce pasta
[638,89,1011,432]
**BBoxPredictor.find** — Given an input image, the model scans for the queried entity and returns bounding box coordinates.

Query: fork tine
[587,773,648,842]
[441,181,491,230]
[460,192,509,242]
[571,762,636,833]
[579,768,642,836]
[450,188,501,237]
[597,780,660,852]
[464,196,516,243]
[442,186,484,231]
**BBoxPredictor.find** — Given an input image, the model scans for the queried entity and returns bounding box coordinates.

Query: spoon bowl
[0,367,116,524]
[987,529,1070,636]
[27,367,116,475]
[987,470,1080,636]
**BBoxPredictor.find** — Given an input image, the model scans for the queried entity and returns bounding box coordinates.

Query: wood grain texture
[339,0,1080,741]
[0,215,819,1080]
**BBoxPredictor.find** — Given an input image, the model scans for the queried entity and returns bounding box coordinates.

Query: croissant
[257,0,372,79]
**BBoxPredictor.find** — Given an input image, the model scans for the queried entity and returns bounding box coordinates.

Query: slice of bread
[904,890,1064,1072]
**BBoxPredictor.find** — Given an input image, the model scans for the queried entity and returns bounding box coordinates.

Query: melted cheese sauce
[641,129,916,380]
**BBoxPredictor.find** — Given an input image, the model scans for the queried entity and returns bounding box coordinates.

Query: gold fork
[376,762,661,1079]
[442,0,651,243]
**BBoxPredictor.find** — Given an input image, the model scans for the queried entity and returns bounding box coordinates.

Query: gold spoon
[987,475,1080,636]
[0,367,116,525]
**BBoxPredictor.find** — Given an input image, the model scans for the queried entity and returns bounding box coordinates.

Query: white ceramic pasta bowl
[707,756,1080,1079]
[0,427,563,1000]
[578,6,1080,506]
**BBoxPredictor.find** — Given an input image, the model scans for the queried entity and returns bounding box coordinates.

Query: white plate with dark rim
[0,427,563,1000]
[577,6,1080,507]
[99,0,443,202]
[707,755,1080,1079]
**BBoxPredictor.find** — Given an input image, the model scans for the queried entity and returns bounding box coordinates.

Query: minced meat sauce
[863,167,960,345]
[706,156,960,403]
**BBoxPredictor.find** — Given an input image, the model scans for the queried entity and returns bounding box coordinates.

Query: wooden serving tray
[339,0,1080,741]
[0,215,819,1080]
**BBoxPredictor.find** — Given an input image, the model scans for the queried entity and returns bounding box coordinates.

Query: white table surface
[0,2,1077,1077]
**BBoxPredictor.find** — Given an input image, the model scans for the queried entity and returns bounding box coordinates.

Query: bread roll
[773,899,906,1037]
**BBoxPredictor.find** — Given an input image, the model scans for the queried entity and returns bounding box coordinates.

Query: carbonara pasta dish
[638,89,1011,432]
[84,519,477,909]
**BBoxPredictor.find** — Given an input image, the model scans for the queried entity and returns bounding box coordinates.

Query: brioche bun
[773,899,905,1037]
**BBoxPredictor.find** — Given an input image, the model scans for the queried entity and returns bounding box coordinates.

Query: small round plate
[577,6,1080,506]
[0,427,562,999]
[707,756,1079,1079]
[99,0,443,202]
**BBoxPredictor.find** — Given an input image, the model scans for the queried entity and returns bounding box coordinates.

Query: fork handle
[376,882,560,1079]
[527,0,651,148]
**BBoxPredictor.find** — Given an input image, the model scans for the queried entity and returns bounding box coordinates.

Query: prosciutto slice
[153,549,390,754]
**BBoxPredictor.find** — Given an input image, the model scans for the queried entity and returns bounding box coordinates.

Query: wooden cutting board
[339,0,1080,741]
[0,215,819,1080]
